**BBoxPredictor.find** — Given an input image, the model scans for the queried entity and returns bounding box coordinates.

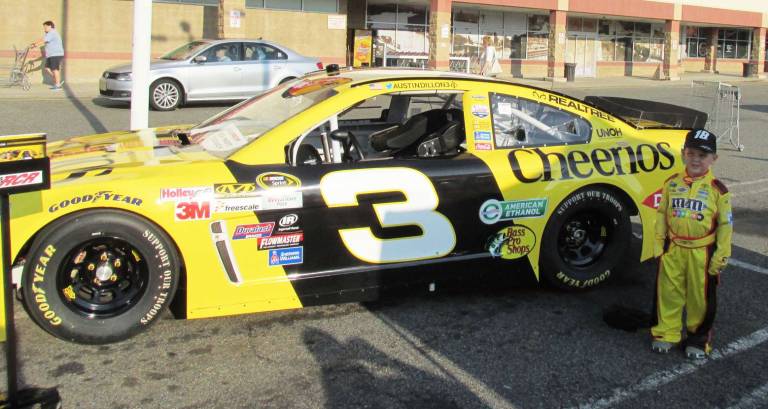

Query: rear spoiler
[584,96,708,130]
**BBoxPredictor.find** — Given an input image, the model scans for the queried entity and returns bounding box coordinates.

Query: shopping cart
[0,45,32,91]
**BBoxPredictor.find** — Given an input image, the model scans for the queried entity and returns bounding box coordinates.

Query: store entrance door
[565,35,597,78]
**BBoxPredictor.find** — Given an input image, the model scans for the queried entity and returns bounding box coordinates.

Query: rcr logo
[279,214,298,227]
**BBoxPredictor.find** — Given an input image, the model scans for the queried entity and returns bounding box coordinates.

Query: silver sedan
[99,39,323,110]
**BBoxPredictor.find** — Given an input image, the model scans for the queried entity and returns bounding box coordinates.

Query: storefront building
[1,0,766,81]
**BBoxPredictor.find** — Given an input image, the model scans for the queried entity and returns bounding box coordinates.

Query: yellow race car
[8,69,699,344]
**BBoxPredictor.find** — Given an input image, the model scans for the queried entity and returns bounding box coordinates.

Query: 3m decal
[474,131,492,141]
[175,201,211,221]
[0,171,42,188]
[232,222,275,240]
[256,172,301,189]
[258,233,304,250]
[268,246,304,266]
[508,142,675,183]
[159,186,213,202]
[487,225,536,260]
[49,191,143,212]
[479,198,547,224]
[320,168,456,263]
[642,189,663,209]
[214,183,256,195]
[213,197,262,213]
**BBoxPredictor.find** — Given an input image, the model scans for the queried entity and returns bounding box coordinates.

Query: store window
[246,0,338,13]
[452,8,549,61]
[595,20,665,62]
[154,0,218,5]
[718,29,751,59]
[490,93,591,148]
[367,2,430,67]
[682,26,708,58]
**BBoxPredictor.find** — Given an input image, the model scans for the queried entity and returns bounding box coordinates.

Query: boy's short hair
[684,129,717,154]
[43,21,55,28]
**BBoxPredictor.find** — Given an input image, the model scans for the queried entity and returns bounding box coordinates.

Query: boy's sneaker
[651,340,674,354]
[685,346,708,359]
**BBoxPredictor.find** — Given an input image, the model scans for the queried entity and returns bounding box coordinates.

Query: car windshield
[160,41,209,61]
[187,77,351,158]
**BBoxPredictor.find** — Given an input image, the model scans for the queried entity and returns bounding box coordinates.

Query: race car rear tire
[540,187,631,290]
[22,209,180,344]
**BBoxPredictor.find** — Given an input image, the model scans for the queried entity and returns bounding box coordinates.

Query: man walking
[31,20,65,90]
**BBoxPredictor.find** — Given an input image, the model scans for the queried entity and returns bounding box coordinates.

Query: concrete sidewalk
[0,72,764,100]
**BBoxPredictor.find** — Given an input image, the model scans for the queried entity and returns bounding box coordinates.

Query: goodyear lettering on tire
[31,244,63,326]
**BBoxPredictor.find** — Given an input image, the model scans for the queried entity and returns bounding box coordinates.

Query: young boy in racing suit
[651,128,732,359]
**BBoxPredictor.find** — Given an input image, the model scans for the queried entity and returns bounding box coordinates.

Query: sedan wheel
[150,79,182,111]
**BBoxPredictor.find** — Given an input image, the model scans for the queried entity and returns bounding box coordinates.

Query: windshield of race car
[187,78,346,158]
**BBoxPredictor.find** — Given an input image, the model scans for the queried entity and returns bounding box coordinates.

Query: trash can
[564,63,577,82]
[742,61,757,77]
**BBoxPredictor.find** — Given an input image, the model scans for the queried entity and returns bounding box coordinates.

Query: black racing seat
[370,108,464,154]
[417,121,464,158]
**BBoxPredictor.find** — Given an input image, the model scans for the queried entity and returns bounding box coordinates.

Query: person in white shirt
[30,20,65,90]
[479,36,502,77]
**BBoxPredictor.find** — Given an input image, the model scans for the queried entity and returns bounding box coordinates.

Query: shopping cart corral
[688,80,744,151]
[0,46,32,91]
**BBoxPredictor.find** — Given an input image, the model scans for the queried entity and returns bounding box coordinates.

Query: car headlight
[115,72,132,81]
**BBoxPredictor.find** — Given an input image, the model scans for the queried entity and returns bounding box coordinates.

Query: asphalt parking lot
[1,76,767,409]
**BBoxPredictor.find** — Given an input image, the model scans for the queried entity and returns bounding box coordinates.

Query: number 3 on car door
[320,168,456,263]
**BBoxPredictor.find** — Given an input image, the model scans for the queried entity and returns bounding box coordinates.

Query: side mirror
[193,55,207,64]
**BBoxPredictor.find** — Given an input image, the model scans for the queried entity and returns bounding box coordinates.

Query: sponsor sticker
[268,246,304,266]
[214,197,263,213]
[497,102,512,116]
[642,189,663,209]
[256,172,301,189]
[479,198,548,224]
[471,104,489,118]
[175,201,211,221]
[0,170,42,188]
[262,191,303,210]
[474,143,493,151]
[159,186,213,203]
[49,191,143,213]
[596,128,623,138]
[214,183,256,196]
[258,233,304,250]
[487,225,537,260]
[277,213,301,233]
[232,222,275,240]
[369,83,383,90]
[474,131,492,141]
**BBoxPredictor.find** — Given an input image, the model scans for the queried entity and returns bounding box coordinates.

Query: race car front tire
[22,209,180,344]
[540,187,631,290]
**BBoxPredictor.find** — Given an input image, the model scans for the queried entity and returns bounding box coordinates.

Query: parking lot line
[730,259,768,276]
[375,314,518,409]
[723,381,768,409]
[570,326,768,409]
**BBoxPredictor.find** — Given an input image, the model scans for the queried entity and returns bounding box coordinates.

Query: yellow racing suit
[651,170,732,351]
